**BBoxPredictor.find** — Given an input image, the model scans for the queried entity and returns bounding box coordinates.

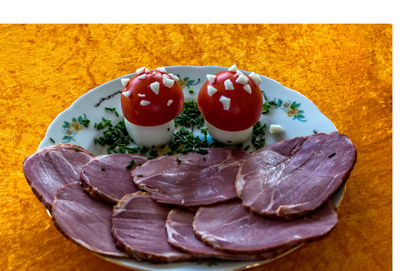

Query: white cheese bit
[121,78,130,87]
[168,73,179,81]
[236,74,248,85]
[249,72,262,85]
[157,67,167,73]
[235,70,243,76]
[181,199,185,204]
[206,74,216,84]
[150,81,160,95]
[228,64,237,72]
[224,79,234,90]
[167,99,173,106]
[137,74,146,80]
[207,85,217,96]
[122,90,131,98]
[269,124,284,134]
[145,68,149,73]
[136,67,146,75]
[219,95,231,110]
[243,84,252,94]
[140,100,151,106]
[163,74,175,88]
[138,93,146,97]
[152,71,156,75]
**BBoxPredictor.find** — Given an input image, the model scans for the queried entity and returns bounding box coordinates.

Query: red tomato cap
[197,70,263,131]
[121,69,184,126]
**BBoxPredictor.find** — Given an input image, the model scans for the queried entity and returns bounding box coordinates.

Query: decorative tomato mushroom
[197,64,263,145]
[120,66,184,147]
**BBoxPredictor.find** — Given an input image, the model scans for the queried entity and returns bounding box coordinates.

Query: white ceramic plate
[39,65,343,271]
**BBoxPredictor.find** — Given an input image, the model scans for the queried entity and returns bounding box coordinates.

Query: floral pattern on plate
[61,114,90,143]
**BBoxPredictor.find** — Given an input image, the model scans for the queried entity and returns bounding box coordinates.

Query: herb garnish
[251,122,267,149]
[93,118,133,154]
[176,156,182,163]
[126,160,135,169]
[93,101,271,158]
[49,138,55,143]
[328,152,336,158]
[137,174,143,177]
[167,128,209,155]
[105,107,120,117]
[148,149,158,159]
[101,167,106,171]
[188,88,194,94]
[261,91,277,115]
[175,100,204,130]
[74,147,81,152]
[94,118,112,130]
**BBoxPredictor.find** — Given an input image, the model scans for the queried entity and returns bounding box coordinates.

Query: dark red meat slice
[23,144,94,209]
[132,148,249,206]
[236,132,356,218]
[51,182,127,258]
[112,192,193,263]
[166,208,294,260]
[80,154,147,204]
[193,200,338,254]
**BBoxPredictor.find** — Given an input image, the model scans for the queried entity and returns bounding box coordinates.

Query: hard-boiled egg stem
[125,119,175,147]
[206,121,253,145]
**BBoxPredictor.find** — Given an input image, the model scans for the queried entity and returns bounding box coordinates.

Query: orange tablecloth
[0,24,392,271]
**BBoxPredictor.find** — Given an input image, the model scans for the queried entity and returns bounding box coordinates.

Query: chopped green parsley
[126,160,135,169]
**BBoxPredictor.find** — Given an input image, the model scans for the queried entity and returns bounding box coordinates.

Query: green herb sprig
[175,100,204,130]
[105,107,120,117]
[251,121,267,149]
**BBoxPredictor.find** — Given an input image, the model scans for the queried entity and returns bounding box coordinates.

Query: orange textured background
[0,24,392,270]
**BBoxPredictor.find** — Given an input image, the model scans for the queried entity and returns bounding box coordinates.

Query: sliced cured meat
[166,208,294,261]
[193,200,338,254]
[236,132,356,218]
[23,144,94,209]
[80,154,147,204]
[51,182,127,258]
[112,192,193,263]
[132,148,249,206]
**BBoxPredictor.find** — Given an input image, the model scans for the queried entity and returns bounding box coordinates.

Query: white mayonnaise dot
[138,93,146,97]
[157,67,167,73]
[136,67,146,75]
[269,124,284,134]
[167,99,173,106]
[152,71,156,75]
[150,82,160,95]
[206,74,217,84]
[138,74,146,80]
[224,79,234,90]
[249,72,262,85]
[236,74,248,85]
[243,84,252,94]
[219,95,231,110]
[228,64,237,73]
[168,73,179,81]
[163,74,175,88]
[140,100,151,106]
[121,78,130,87]
[122,90,131,98]
[207,85,217,96]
